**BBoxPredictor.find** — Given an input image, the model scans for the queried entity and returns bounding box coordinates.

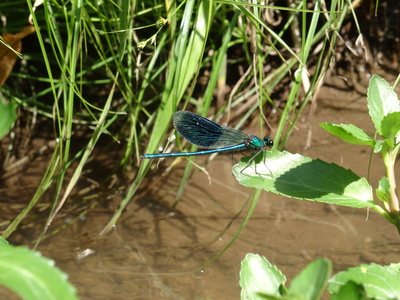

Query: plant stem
[382,147,399,218]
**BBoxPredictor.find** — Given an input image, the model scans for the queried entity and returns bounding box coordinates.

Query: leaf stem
[382,146,399,217]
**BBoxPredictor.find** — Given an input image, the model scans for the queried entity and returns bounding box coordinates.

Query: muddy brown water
[2,74,400,299]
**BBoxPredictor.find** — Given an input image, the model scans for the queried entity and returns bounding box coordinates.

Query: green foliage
[376,177,390,203]
[240,254,331,300]
[367,76,400,136]
[240,253,287,299]
[322,75,400,227]
[329,281,370,300]
[234,75,400,231]
[329,263,400,299]
[0,238,78,300]
[234,150,376,209]
[0,237,9,246]
[0,96,17,140]
[319,123,374,146]
[240,253,400,300]
[289,258,331,300]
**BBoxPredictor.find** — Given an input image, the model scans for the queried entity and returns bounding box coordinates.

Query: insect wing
[173,111,251,148]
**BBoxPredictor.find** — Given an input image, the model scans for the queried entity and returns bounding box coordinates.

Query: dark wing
[173,111,251,148]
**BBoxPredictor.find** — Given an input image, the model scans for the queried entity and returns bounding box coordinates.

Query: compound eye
[264,137,273,148]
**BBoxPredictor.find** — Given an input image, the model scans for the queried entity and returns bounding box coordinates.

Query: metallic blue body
[141,111,273,160]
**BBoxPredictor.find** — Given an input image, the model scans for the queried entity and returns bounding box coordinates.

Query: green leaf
[320,123,374,146]
[380,112,400,140]
[289,258,331,300]
[233,150,376,209]
[328,263,400,299]
[0,237,9,246]
[329,281,370,300]
[367,75,400,135]
[0,245,78,300]
[177,0,211,99]
[387,263,400,273]
[240,253,286,299]
[376,177,390,203]
[373,140,383,153]
[0,97,18,140]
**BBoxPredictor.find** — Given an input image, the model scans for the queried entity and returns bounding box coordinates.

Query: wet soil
[1,72,400,299]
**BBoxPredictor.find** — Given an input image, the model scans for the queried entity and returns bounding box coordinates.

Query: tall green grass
[0,0,358,238]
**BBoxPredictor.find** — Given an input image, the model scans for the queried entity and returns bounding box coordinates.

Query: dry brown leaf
[0,26,36,86]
